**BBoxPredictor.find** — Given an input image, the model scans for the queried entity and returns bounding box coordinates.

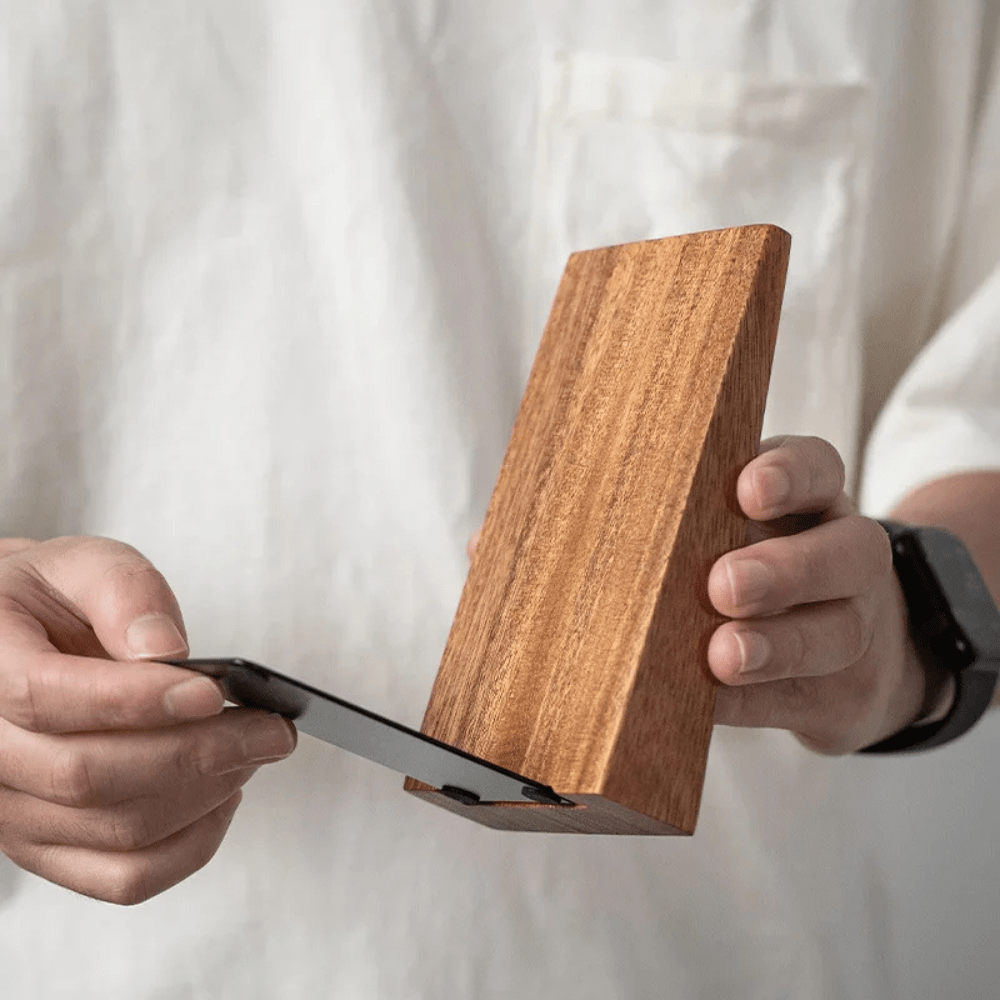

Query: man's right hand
[0,536,296,904]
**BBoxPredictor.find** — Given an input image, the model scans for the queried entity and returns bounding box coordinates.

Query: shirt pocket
[523,52,874,476]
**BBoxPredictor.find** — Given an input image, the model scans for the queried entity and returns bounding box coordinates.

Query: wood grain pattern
[406,226,790,834]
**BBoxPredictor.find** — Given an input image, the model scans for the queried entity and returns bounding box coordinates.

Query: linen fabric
[1,2,999,997]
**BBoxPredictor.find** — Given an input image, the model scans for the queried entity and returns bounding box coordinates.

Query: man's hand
[0,536,296,904]
[706,436,935,753]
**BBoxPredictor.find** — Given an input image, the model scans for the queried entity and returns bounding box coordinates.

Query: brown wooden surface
[405,225,790,834]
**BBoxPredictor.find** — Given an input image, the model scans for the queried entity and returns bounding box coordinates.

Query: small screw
[439,785,481,806]
[521,785,568,806]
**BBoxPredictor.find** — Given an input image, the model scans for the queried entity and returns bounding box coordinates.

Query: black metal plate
[168,658,570,806]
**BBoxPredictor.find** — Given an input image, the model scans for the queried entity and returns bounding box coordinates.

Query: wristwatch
[859,521,1000,754]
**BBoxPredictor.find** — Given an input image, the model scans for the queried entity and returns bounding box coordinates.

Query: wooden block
[405,225,790,834]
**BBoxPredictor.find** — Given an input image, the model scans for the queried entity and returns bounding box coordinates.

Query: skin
[0,536,295,904]
[706,438,1000,752]
[1,436,996,904]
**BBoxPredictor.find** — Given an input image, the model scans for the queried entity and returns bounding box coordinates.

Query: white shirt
[1,2,999,997]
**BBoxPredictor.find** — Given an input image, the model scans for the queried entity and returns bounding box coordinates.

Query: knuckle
[100,556,167,603]
[797,712,852,755]
[786,677,852,754]
[0,670,34,731]
[177,741,215,779]
[1,664,52,733]
[177,728,241,778]
[797,665,879,755]
[866,519,894,579]
[103,807,155,852]
[781,622,808,679]
[782,676,818,722]
[190,815,229,872]
[804,436,846,493]
[49,747,99,806]
[103,805,234,905]
[712,685,748,726]
[844,659,882,716]
[842,516,894,586]
[103,864,159,907]
[94,545,178,625]
[78,536,145,565]
[840,598,875,665]
[790,533,825,592]
[796,729,848,756]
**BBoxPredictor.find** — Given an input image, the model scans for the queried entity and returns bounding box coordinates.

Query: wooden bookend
[405,225,790,834]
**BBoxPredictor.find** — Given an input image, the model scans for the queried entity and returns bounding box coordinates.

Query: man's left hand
[707,435,937,754]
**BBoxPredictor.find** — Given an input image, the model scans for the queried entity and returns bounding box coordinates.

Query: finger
[466,529,482,560]
[0,537,226,732]
[5,536,189,662]
[739,436,848,521]
[0,761,258,853]
[712,647,926,755]
[713,673,873,754]
[0,645,225,733]
[4,790,243,905]
[0,709,296,807]
[0,539,37,559]
[707,596,876,685]
[708,514,892,618]
[712,640,899,754]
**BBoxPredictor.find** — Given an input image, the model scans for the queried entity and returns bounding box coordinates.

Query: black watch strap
[859,521,1000,754]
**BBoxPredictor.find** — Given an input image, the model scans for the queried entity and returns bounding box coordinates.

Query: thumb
[20,536,189,661]
[0,536,222,733]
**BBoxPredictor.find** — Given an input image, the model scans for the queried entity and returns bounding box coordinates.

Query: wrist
[859,522,1000,754]
[914,670,956,726]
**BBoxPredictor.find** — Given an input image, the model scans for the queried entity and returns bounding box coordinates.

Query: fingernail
[242,715,295,764]
[726,559,775,611]
[126,614,187,659]
[733,630,772,675]
[753,465,791,515]
[163,677,225,720]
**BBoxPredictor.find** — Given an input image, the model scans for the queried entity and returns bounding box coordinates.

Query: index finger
[0,538,223,733]
[0,644,223,734]
[707,513,892,618]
